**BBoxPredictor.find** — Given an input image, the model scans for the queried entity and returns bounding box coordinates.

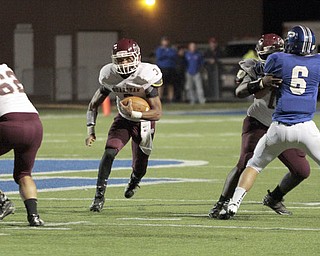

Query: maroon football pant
[0,113,43,183]
[106,114,155,179]
[236,116,310,178]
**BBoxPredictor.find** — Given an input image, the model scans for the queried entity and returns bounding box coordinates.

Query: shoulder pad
[238,59,260,79]
[138,63,163,87]
[99,64,114,85]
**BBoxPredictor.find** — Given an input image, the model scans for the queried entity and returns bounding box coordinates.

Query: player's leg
[13,114,44,226]
[90,115,131,211]
[300,121,320,166]
[0,145,15,221]
[263,149,310,215]
[0,190,15,220]
[124,121,155,198]
[227,123,287,217]
[209,116,267,218]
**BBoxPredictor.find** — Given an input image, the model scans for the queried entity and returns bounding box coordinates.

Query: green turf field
[1,105,320,256]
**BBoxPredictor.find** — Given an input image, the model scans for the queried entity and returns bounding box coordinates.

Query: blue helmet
[284,25,316,55]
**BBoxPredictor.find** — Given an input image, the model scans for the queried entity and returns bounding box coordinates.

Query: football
[121,96,150,112]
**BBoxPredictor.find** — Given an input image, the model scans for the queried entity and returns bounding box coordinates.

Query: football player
[85,38,163,212]
[227,25,320,217]
[0,64,44,226]
[209,33,310,219]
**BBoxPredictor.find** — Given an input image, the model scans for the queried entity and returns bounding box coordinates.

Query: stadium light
[145,0,156,6]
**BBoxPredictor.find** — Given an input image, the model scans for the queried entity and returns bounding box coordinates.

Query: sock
[24,198,38,216]
[269,185,285,201]
[218,195,228,203]
[231,187,247,207]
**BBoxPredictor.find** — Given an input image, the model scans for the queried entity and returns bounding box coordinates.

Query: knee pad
[105,148,118,159]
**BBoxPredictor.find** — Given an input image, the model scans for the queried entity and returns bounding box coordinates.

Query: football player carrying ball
[85,38,163,212]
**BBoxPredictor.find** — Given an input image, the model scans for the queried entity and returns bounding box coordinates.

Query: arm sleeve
[145,86,159,98]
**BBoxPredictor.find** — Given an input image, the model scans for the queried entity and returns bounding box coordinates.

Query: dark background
[263,0,320,35]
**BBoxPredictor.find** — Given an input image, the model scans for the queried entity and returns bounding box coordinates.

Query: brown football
[121,96,150,112]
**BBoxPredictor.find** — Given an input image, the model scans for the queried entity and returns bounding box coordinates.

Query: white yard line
[106,222,320,232]
[4,227,71,231]
[117,218,182,221]
[45,221,90,227]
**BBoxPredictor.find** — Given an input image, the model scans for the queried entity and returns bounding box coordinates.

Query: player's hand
[85,134,96,147]
[262,75,282,88]
[120,99,133,116]
[116,96,133,117]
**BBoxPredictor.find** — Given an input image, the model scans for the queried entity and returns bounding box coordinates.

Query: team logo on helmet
[284,25,316,55]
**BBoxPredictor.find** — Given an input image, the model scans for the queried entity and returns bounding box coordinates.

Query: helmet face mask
[284,25,316,55]
[112,38,141,75]
[255,33,284,61]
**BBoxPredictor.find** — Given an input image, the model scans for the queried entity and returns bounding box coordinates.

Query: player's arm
[119,86,163,121]
[85,86,111,146]
[235,69,264,98]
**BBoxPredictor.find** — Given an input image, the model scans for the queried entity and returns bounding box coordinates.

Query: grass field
[1,104,320,256]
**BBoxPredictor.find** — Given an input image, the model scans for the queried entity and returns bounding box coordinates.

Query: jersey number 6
[290,66,308,95]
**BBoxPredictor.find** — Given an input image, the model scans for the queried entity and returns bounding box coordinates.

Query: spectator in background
[175,45,187,102]
[185,42,206,104]
[156,36,177,103]
[204,37,222,100]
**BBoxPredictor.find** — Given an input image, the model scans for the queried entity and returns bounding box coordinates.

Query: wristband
[131,111,143,119]
[87,125,95,135]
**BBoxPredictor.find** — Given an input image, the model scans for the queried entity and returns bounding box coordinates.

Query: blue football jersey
[264,52,320,124]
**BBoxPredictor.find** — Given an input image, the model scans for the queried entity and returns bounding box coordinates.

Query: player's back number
[0,70,24,96]
[290,66,308,95]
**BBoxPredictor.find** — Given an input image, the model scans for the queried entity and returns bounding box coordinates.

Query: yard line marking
[45,221,90,227]
[4,227,71,231]
[107,223,320,232]
[7,197,320,207]
[117,218,182,221]
[0,233,9,236]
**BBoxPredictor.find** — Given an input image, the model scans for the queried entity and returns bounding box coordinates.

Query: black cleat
[28,214,44,227]
[208,201,224,219]
[90,196,105,212]
[90,186,106,212]
[217,200,232,220]
[263,190,292,215]
[124,175,140,199]
[0,200,15,221]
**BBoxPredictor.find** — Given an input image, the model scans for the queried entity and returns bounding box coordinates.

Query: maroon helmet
[112,38,141,75]
[255,33,284,61]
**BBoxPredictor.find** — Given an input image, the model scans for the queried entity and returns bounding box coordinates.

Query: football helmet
[112,38,141,75]
[284,25,316,55]
[255,33,284,61]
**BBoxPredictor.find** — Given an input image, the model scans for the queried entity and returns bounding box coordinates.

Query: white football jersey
[99,62,162,100]
[247,92,274,127]
[0,64,38,117]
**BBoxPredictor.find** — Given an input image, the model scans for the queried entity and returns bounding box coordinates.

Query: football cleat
[124,175,140,199]
[217,200,231,220]
[263,190,292,215]
[90,196,105,212]
[28,214,44,227]
[208,201,225,219]
[90,186,106,212]
[0,199,15,221]
[227,200,239,217]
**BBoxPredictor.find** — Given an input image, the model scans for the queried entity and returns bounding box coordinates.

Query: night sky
[263,0,320,35]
